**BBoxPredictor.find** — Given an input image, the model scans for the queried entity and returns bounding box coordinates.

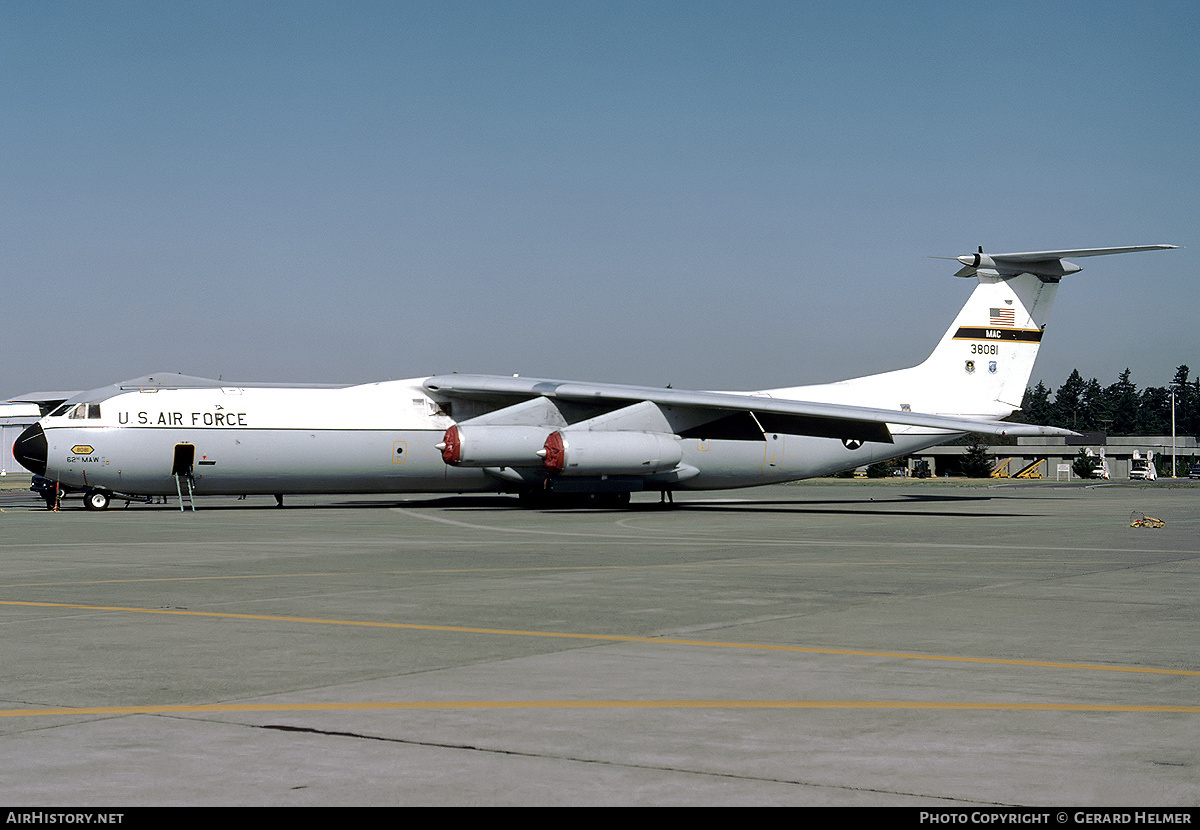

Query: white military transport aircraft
[13,245,1176,510]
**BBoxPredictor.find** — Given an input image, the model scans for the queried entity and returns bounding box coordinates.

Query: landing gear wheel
[83,490,111,511]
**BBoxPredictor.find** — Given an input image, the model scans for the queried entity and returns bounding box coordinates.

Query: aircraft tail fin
[779,245,1177,420]
[911,262,1060,415]
[912,246,1177,416]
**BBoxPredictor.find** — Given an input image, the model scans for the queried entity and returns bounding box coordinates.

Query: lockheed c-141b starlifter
[12,245,1177,509]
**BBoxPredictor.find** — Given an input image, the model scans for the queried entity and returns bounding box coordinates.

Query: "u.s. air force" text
[118,411,248,427]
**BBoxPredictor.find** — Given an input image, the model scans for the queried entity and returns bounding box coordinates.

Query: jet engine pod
[437,424,551,467]
[540,430,682,476]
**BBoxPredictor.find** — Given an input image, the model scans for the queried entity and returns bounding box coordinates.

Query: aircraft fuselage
[26,378,944,498]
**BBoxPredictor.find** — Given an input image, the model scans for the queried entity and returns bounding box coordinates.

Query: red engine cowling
[540,431,682,476]
[438,425,552,467]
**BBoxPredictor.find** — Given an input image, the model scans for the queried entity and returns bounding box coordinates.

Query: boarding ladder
[173,472,195,512]
[172,443,197,512]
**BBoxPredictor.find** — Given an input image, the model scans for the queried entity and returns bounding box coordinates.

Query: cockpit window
[64,403,102,419]
[51,404,72,417]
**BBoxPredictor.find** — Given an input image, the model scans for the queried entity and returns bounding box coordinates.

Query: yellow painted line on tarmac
[2,599,1198,677]
[1,700,1198,719]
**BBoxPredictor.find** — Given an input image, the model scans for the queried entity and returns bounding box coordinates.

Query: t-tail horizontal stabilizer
[950,245,1179,280]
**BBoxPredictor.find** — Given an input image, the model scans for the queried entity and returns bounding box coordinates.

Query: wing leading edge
[423,374,1075,444]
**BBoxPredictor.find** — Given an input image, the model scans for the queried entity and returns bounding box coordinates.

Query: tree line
[1012,365,1199,437]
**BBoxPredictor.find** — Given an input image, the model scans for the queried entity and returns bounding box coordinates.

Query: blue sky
[3,1,1196,400]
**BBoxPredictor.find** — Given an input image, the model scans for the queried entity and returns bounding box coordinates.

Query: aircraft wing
[423,374,1075,444]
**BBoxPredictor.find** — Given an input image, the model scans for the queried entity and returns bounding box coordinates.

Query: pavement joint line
[2,535,1198,554]
[393,509,1200,552]
[0,558,1135,588]
[1,700,1199,719]
[2,599,1197,677]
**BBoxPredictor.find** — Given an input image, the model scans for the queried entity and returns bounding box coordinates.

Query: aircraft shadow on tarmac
[4,491,1051,519]
[380,493,1044,519]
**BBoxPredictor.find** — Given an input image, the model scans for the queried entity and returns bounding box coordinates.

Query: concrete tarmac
[0,481,1197,806]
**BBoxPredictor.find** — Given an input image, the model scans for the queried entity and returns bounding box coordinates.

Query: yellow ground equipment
[1014,459,1045,479]
[1129,512,1165,528]
[989,458,1045,479]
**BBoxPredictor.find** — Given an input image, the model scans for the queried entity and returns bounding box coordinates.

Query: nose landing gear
[83,490,111,511]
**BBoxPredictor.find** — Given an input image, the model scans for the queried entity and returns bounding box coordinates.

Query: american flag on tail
[989,307,1015,327]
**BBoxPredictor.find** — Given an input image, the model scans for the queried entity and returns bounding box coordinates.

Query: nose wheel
[83,490,111,511]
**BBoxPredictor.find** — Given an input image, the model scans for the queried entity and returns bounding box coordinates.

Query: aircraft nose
[13,423,48,477]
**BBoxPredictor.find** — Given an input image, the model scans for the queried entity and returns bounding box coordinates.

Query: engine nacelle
[540,431,682,476]
[437,424,551,467]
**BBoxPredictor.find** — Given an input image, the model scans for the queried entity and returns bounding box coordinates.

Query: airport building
[902,434,1199,480]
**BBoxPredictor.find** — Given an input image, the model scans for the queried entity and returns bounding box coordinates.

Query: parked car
[1189,464,1200,480]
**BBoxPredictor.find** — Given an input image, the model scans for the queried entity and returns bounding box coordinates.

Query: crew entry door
[171,443,195,478]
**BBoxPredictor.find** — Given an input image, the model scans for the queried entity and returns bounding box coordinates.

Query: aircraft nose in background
[13,423,48,477]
